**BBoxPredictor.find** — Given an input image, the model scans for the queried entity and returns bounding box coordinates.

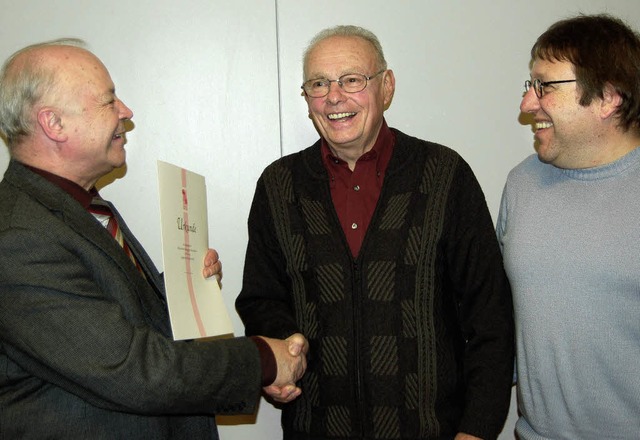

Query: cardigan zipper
[351,259,366,436]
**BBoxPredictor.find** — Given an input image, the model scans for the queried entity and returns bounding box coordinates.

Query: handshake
[258,333,308,403]
[203,251,307,403]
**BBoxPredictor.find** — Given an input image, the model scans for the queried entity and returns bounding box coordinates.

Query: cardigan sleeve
[443,159,515,439]
[235,174,301,340]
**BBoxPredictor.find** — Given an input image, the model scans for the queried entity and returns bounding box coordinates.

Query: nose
[325,80,346,103]
[520,87,540,114]
[117,99,134,120]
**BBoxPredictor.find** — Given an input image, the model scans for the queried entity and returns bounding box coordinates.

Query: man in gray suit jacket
[0,39,307,439]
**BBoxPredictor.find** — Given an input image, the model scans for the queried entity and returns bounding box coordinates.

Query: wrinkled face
[55,48,133,186]
[303,35,394,157]
[520,59,600,169]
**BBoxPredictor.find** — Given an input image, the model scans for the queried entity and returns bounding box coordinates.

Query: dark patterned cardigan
[236,129,514,440]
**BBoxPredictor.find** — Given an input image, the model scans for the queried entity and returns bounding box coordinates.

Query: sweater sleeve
[235,174,301,340]
[444,159,515,439]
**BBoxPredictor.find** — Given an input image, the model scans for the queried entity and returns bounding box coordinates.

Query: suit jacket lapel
[5,161,173,336]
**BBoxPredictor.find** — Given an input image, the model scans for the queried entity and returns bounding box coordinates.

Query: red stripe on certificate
[182,168,206,337]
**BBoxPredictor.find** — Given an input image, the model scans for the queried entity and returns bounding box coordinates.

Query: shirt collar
[321,118,395,166]
[23,163,95,209]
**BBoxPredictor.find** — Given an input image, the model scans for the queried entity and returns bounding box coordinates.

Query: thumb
[288,339,302,356]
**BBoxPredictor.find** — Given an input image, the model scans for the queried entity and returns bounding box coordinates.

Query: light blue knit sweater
[497,149,640,440]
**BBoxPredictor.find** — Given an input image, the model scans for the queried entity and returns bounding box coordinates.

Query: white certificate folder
[157,160,233,340]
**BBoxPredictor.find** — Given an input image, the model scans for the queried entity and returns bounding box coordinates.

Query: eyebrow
[305,71,328,80]
[305,69,365,80]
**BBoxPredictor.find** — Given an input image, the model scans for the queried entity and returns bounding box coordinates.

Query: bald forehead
[37,45,101,72]
[44,47,111,88]
[10,44,88,69]
[7,44,114,113]
[304,35,377,77]
[5,44,100,87]
[307,35,376,60]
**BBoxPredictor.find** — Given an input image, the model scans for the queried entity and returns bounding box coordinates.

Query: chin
[110,153,127,169]
[534,142,552,162]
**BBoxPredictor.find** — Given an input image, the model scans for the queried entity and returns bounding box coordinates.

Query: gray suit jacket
[0,161,261,439]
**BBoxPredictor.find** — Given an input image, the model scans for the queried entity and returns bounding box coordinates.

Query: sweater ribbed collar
[558,146,640,181]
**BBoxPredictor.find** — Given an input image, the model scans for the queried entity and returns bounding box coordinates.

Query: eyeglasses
[301,69,386,98]
[524,78,577,98]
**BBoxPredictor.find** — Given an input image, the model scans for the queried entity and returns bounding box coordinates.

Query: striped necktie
[89,197,145,276]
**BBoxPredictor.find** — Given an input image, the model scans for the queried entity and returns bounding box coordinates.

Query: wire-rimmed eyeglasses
[301,69,386,98]
[524,78,577,99]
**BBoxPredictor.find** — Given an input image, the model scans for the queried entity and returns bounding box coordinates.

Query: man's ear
[382,69,395,110]
[600,83,623,120]
[37,107,68,142]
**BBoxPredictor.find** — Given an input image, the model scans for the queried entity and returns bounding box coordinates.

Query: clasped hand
[261,333,309,403]
[202,250,308,403]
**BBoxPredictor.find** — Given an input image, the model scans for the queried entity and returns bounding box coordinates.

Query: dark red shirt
[321,119,395,257]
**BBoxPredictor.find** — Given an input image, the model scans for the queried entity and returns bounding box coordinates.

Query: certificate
[157,160,233,340]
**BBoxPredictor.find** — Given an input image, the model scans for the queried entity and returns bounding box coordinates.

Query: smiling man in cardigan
[236,25,514,440]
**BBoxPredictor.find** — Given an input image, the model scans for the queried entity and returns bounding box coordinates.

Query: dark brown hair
[532,14,640,133]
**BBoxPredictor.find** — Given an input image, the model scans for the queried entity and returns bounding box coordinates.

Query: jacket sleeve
[0,204,262,416]
[444,159,515,439]
[235,174,301,340]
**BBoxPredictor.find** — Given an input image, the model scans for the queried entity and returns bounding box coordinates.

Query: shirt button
[351,223,358,230]
[353,185,360,191]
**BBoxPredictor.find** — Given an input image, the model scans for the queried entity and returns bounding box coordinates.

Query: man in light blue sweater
[497,14,640,439]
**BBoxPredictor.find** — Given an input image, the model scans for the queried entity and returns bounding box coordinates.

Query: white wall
[1,1,639,439]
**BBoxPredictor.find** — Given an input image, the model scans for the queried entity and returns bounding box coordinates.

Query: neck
[14,142,98,191]
[590,131,640,168]
[556,126,640,170]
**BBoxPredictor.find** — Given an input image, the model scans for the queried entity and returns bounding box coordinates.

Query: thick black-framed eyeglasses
[524,78,577,98]
[301,69,386,98]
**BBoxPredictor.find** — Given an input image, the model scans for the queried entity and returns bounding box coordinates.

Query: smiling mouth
[328,112,356,121]
[535,121,553,130]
